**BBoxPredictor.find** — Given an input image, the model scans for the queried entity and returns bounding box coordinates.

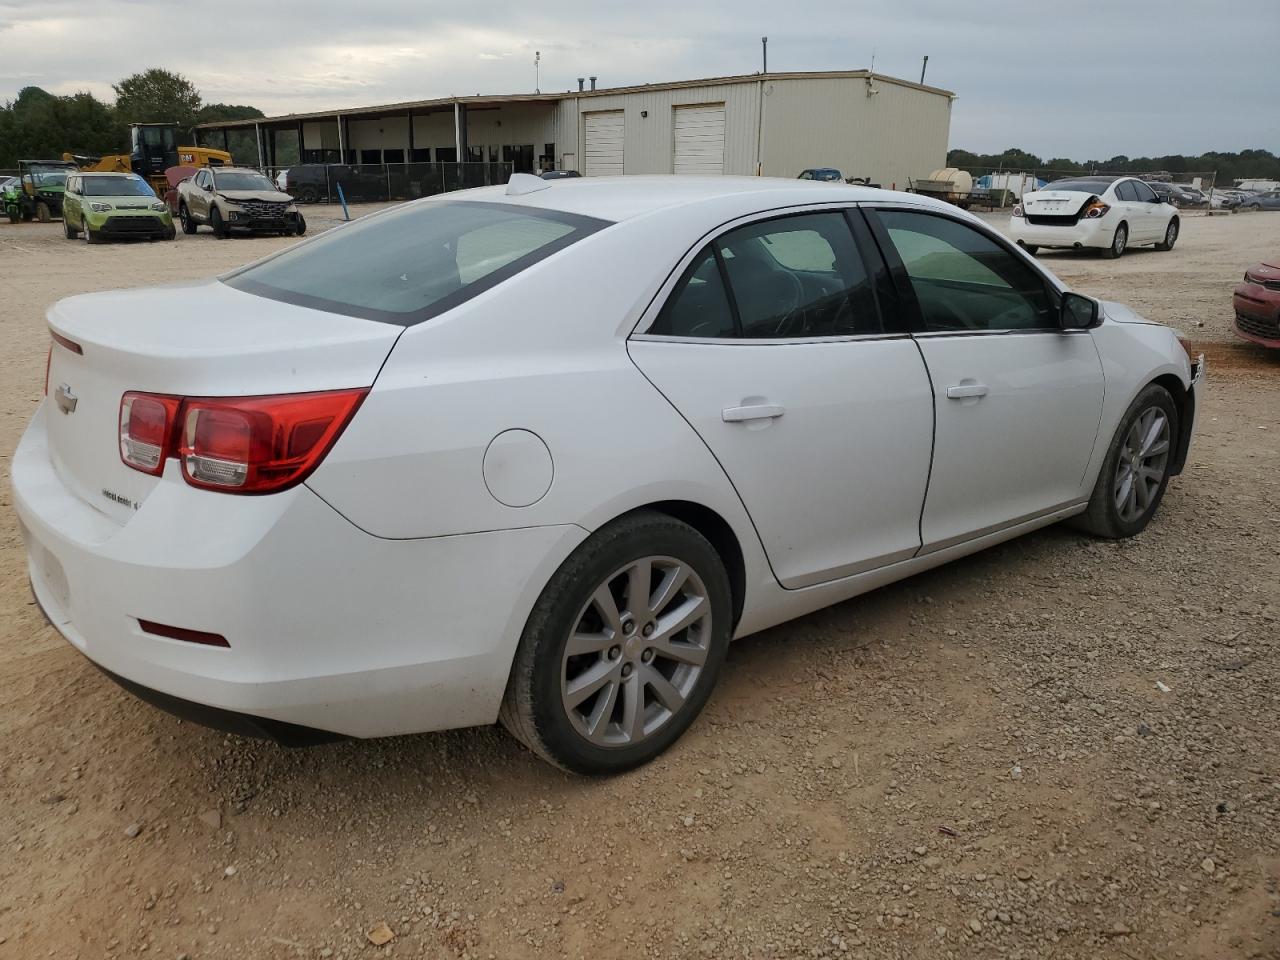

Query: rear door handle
[722,403,786,423]
[946,383,989,399]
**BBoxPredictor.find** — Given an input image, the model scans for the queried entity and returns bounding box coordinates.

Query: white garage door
[584,111,625,177]
[673,103,726,176]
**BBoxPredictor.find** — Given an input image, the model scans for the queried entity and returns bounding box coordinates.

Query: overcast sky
[1,0,1276,159]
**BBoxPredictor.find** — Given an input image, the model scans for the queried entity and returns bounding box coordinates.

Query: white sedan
[1009,175,1181,258]
[13,175,1203,774]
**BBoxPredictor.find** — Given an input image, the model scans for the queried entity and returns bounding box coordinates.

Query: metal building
[195,70,954,189]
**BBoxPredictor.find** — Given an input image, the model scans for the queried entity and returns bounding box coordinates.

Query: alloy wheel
[1165,221,1178,247]
[1114,407,1171,523]
[1113,226,1127,255]
[561,556,712,748]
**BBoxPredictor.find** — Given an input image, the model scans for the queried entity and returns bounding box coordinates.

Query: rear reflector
[138,619,230,648]
[50,331,84,355]
[119,388,368,493]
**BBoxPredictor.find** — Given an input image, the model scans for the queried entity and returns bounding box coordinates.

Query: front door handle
[946,383,989,400]
[722,403,786,423]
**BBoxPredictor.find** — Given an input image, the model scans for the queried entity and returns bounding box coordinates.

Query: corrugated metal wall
[759,77,952,188]
[555,83,762,176]
[554,76,949,185]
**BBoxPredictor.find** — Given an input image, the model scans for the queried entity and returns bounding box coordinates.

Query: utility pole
[535,50,541,94]
[920,55,929,85]
[762,37,768,74]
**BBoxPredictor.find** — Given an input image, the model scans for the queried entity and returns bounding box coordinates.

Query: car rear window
[225,200,611,325]
[1042,179,1115,193]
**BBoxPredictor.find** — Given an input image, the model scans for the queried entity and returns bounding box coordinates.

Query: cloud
[0,0,1276,157]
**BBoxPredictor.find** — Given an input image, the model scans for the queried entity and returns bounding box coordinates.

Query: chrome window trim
[630,331,911,346]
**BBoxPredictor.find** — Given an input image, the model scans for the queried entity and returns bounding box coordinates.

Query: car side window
[650,212,881,339]
[1115,181,1138,202]
[877,209,1055,333]
[649,246,738,338]
[1131,180,1157,203]
[718,213,880,338]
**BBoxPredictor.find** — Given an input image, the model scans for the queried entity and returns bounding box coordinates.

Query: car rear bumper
[13,402,586,739]
[1008,216,1114,249]
[1232,287,1280,347]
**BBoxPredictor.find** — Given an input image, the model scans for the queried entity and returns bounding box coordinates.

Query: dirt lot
[1,206,1279,960]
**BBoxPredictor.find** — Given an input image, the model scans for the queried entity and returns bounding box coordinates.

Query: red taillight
[1083,199,1111,219]
[1011,203,1023,218]
[118,388,367,494]
[120,393,181,475]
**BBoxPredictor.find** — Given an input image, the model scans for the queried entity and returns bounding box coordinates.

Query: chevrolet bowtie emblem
[55,383,77,415]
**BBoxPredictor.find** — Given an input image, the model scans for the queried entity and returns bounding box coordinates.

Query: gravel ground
[1,204,1278,960]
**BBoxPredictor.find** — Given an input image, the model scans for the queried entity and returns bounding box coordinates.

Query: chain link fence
[260,161,515,204]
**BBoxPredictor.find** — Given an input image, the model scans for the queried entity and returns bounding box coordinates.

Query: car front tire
[500,511,733,775]
[1073,383,1179,539]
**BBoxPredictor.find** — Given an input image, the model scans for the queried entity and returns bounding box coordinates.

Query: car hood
[217,189,294,203]
[1252,259,1280,276]
[88,195,164,206]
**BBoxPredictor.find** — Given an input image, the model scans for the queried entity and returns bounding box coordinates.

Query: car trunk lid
[43,278,400,523]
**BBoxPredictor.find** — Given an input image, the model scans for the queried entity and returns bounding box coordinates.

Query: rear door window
[225,200,610,325]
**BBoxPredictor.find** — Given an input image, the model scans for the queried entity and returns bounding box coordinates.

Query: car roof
[443,175,946,223]
[76,171,143,178]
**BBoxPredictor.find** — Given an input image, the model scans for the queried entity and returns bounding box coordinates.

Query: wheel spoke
[644,665,685,712]
[564,659,618,709]
[620,672,645,742]
[652,594,707,644]
[652,635,708,667]
[566,630,614,657]
[648,563,690,617]
[590,583,624,636]
[583,680,619,741]
[1139,414,1166,456]
[1142,439,1169,458]
[626,559,653,618]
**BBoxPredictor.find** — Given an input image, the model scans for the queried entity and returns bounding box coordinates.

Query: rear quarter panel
[307,212,769,578]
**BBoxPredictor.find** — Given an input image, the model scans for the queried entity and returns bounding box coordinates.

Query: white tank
[928,168,974,195]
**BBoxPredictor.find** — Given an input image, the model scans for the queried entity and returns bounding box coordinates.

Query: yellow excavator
[64,122,231,196]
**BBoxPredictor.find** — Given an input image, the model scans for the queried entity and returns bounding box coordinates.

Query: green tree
[113,68,202,127]
[196,103,265,125]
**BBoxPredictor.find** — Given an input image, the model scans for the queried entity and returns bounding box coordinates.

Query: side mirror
[1060,292,1100,330]
[1150,195,1164,203]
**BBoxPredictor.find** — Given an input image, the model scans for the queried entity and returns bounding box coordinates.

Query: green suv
[63,172,176,243]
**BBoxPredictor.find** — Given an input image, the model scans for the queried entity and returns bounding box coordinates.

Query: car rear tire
[499,510,733,775]
[179,202,197,234]
[1072,383,1179,540]
[299,186,319,203]
[1019,243,1039,256]
[35,201,51,223]
[1155,218,1179,251]
[1250,203,1261,211]
[1101,222,1127,259]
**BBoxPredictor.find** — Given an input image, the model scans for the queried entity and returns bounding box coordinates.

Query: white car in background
[13,175,1203,774]
[1010,175,1180,258]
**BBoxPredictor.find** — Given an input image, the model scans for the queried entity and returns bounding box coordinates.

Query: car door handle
[946,383,989,399]
[722,403,786,423]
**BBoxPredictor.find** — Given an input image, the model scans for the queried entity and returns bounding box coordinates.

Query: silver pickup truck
[176,166,306,238]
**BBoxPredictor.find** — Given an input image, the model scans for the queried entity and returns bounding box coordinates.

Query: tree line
[0,69,262,169]
[947,147,1280,186]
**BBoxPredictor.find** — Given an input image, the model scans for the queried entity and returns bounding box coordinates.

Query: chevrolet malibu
[14,176,1203,774]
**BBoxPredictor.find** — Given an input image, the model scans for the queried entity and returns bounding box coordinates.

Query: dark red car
[1234,258,1280,348]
